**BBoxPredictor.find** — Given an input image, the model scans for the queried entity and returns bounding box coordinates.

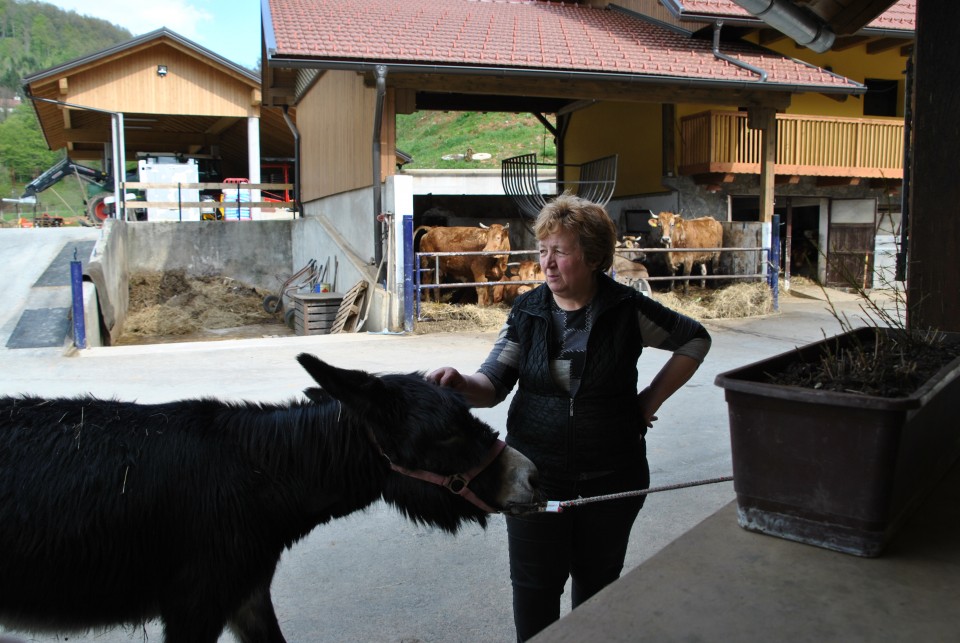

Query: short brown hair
[533,192,617,271]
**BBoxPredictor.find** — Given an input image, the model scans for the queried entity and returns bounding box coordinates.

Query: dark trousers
[505,464,649,641]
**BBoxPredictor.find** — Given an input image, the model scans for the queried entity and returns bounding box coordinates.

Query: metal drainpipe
[732,0,835,54]
[373,64,387,269]
[281,105,302,217]
[713,21,768,82]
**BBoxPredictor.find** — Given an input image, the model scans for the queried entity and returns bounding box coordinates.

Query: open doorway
[731,196,824,283]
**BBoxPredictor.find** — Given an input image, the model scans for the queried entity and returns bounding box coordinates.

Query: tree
[0,101,60,182]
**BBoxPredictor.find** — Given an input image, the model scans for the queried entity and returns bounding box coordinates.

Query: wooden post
[908,2,960,331]
[748,106,777,224]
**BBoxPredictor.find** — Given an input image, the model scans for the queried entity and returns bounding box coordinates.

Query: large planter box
[715,327,960,557]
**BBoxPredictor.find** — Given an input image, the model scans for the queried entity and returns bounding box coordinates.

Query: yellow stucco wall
[747,37,909,118]
[564,101,664,197]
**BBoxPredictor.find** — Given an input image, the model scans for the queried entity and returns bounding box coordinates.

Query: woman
[427,193,711,641]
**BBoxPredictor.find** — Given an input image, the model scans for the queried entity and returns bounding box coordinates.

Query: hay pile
[654,281,773,320]
[414,281,775,333]
[415,301,509,334]
[119,270,279,342]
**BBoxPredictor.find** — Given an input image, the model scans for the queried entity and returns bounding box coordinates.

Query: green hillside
[396,111,556,170]
[0,1,556,224]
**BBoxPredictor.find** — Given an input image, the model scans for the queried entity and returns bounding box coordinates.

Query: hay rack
[501,153,618,220]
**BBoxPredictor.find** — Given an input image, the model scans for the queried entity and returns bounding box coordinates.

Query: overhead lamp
[157,65,168,77]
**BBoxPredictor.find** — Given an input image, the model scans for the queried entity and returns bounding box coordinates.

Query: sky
[44,0,262,70]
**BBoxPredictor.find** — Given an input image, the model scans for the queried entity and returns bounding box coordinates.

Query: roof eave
[21,27,259,88]
[265,55,864,98]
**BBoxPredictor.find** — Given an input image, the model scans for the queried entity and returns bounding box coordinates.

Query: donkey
[0,353,539,643]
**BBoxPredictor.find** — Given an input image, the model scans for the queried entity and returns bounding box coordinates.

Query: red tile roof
[265,0,858,91]
[676,0,916,33]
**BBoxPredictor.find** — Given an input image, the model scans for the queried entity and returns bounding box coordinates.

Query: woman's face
[538,228,598,305]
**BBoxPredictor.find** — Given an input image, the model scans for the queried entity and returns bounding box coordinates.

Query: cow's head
[648,212,682,247]
[481,223,511,277]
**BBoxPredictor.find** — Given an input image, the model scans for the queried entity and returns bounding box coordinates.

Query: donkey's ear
[302,387,330,404]
[296,353,386,405]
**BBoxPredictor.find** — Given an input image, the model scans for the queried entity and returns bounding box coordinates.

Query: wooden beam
[830,0,903,36]
[907,1,960,329]
[866,38,907,55]
[816,177,861,187]
[759,29,787,46]
[692,172,737,185]
[775,175,801,185]
[378,72,794,110]
[61,127,220,147]
[831,36,870,51]
[748,105,777,223]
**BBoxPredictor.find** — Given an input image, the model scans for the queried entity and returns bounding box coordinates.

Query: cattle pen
[414,238,780,321]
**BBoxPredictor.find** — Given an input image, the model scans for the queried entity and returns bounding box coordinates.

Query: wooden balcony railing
[679,110,904,180]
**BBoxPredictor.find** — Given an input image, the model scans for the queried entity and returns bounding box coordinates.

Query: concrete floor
[0,227,886,642]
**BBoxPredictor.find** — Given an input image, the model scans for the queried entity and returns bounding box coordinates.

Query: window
[863,78,899,117]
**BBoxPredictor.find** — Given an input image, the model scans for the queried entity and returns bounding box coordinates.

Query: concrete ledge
[535,461,960,641]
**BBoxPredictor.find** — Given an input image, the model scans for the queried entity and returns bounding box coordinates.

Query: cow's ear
[648,218,659,228]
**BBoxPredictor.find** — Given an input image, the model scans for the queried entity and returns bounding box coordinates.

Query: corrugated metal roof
[265,0,860,91]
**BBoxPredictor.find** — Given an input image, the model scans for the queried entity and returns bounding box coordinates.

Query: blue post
[769,214,780,311]
[403,214,414,332]
[70,248,87,349]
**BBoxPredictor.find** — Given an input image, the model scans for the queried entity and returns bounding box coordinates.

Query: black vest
[505,273,646,476]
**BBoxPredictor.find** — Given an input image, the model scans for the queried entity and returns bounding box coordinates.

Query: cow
[493,260,545,305]
[0,353,539,643]
[647,212,723,293]
[610,254,652,296]
[416,223,510,306]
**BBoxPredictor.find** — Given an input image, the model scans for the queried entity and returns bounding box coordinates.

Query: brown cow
[647,212,723,293]
[493,260,544,305]
[417,223,510,306]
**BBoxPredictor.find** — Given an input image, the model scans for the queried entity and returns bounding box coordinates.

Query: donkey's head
[297,353,539,532]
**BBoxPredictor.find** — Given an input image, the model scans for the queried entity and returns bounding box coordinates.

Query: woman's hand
[636,387,659,429]
[426,366,465,389]
[426,368,498,408]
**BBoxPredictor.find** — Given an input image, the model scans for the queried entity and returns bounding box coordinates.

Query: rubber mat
[5,307,71,349]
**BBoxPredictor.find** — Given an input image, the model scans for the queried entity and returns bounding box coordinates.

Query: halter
[366,426,507,514]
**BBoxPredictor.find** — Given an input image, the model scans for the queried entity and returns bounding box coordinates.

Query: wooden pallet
[292,293,344,336]
[330,281,368,334]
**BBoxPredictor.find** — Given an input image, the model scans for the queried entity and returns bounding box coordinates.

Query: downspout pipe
[731,0,835,54]
[281,104,302,217]
[373,64,387,269]
[713,21,768,82]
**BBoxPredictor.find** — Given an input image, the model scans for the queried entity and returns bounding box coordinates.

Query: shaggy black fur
[0,353,535,643]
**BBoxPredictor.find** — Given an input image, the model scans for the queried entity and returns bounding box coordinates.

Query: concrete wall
[125,220,293,292]
[300,186,395,331]
[84,218,129,345]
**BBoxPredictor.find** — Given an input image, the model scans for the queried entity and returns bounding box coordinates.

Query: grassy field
[1,175,93,227]
[396,111,556,169]
[2,110,554,226]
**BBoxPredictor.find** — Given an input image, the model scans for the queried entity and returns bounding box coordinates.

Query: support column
[247,116,261,219]
[749,106,777,223]
[907,1,960,331]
